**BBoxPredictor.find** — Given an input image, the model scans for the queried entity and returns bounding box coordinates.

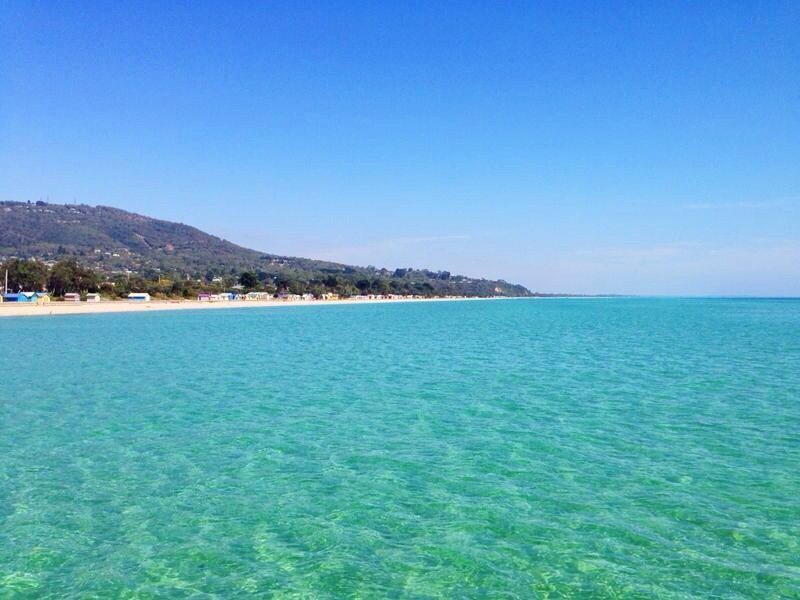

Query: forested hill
[0,201,532,297]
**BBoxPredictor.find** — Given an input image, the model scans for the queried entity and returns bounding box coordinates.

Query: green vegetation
[46,258,100,297]
[1,257,529,299]
[0,258,49,291]
[1,201,533,298]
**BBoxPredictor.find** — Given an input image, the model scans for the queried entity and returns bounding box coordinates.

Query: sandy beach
[0,296,486,318]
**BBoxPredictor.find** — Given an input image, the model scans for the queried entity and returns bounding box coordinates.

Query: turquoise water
[1,298,799,598]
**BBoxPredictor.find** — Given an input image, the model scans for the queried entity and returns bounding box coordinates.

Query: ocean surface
[1,298,799,598]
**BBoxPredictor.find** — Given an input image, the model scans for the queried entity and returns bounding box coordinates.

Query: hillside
[0,201,532,297]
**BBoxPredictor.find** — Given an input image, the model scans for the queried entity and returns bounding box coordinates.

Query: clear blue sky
[2,1,799,295]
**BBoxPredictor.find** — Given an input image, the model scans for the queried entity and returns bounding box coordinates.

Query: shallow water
[1,298,799,598]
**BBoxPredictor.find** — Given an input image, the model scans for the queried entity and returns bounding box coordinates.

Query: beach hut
[127,292,151,302]
[4,292,40,303]
[197,293,213,302]
[246,291,271,301]
[63,293,81,302]
[86,293,101,303]
[1,291,49,303]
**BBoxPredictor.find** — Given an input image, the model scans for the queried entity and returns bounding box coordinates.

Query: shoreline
[0,296,505,318]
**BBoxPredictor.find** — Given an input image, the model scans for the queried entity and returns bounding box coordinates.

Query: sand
[0,296,483,318]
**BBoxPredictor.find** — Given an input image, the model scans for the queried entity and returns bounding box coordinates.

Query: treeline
[2,258,102,297]
[1,257,529,299]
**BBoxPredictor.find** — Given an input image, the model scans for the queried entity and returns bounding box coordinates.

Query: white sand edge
[0,296,507,318]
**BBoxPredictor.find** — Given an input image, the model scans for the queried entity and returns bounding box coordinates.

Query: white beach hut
[246,291,272,301]
[127,292,151,302]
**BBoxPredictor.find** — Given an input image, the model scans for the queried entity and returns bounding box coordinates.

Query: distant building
[197,293,213,302]
[63,293,81,302]
[85,293,101,303]
[127,292,151,302]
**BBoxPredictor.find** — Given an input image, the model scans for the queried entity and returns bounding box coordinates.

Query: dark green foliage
[0,201,532,298]
[47,258,100,296]
[238,271,259,289]
[0,258,49,291]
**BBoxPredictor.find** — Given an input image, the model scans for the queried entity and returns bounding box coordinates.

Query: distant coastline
[0,201,532,299]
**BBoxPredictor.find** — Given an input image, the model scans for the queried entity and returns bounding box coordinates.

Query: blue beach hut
[2,292,39,302]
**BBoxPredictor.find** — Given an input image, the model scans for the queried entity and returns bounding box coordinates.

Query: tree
[373,278,390,295]
[239,271,259,289]
[1,258,49,292]
[274,272,296,291]
[324,274,340,289]
[47,258,100,296]
[417,282,435,296]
